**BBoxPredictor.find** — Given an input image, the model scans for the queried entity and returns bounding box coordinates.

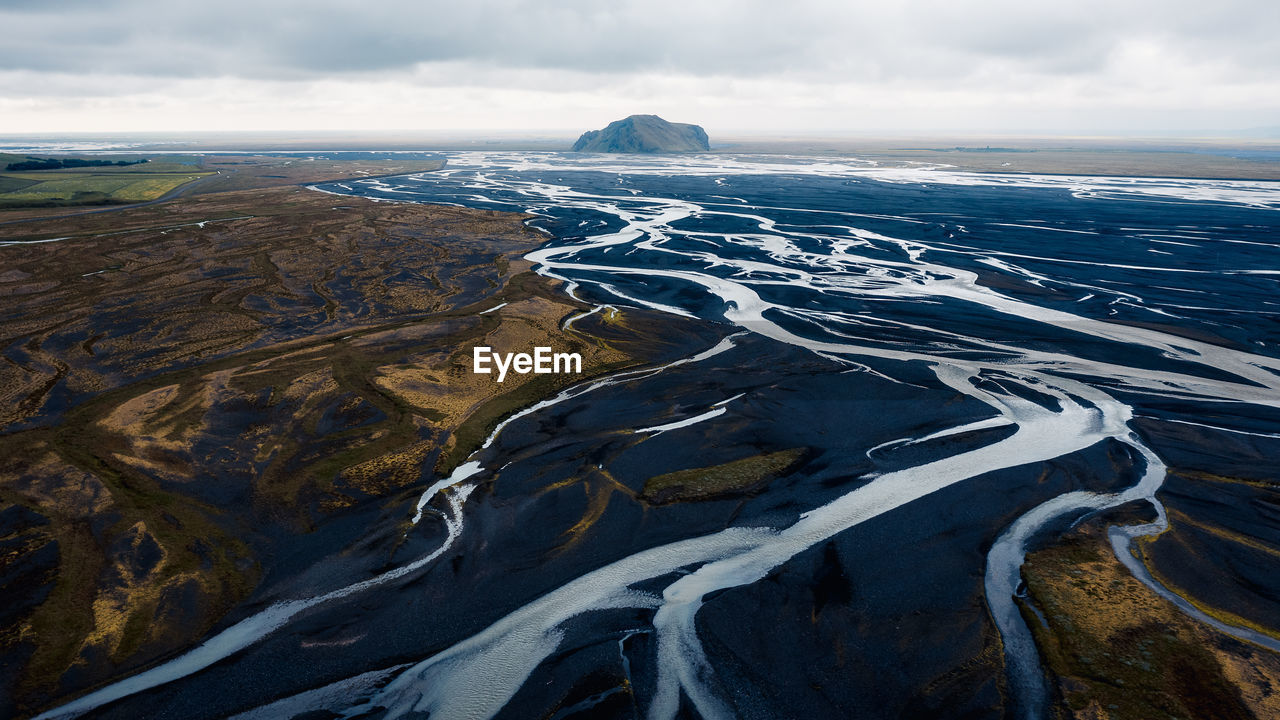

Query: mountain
[572,115,710,153]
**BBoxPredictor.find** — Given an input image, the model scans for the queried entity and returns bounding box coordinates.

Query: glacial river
[38,153,1280,720]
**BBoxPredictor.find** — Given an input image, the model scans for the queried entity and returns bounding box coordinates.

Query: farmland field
[0,169,210,206]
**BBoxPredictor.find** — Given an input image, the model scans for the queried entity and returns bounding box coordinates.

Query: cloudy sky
[1,0,1277,136]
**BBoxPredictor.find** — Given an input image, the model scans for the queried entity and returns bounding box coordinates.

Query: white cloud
[0,0,1276,134]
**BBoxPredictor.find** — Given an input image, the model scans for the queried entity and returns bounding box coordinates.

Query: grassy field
[0,152,210,207]
[0,152,445,211]
[0,171,209,206]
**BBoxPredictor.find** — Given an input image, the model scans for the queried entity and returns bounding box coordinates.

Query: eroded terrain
[0,180,714,717]
[4,149,1279,720]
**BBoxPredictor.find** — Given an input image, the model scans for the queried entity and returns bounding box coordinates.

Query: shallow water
[42,153,1280,720]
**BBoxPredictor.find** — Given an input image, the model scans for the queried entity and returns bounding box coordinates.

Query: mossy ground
[641,448,807,503]
[1019,521,1280,720]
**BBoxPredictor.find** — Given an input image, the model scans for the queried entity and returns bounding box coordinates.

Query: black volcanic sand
[1129,418,1280,639]
[249,157,1280,720]
[79,335,1163,720]
[8,156,1280,720]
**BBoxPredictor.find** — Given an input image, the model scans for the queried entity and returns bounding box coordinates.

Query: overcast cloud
[1,0,1277,135]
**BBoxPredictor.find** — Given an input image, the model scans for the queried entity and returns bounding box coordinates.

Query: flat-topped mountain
[572,114,710,153]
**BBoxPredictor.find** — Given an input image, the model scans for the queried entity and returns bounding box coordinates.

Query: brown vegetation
[1019,521,1280,720]
[642,448,807,503]
[0,178,694,715]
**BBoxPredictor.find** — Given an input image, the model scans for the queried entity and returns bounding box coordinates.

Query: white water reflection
[38,153,1280,720]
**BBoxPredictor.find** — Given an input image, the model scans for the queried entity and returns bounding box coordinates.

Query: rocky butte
[572,114,710,153]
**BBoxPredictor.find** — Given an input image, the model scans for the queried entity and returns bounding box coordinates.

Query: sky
[1,0,1278,137]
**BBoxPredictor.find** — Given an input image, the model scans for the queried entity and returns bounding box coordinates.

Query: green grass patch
[0,176,39,193]
[0,170,210,207]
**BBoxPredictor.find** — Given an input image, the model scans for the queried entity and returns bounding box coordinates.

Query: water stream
[38,153,1280,720]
